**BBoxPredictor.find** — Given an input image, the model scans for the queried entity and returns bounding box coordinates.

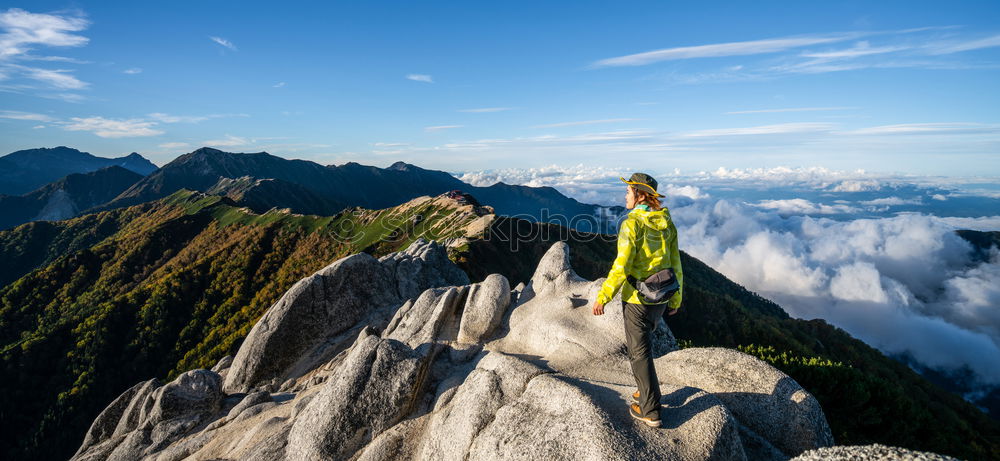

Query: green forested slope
[0,190,484,461]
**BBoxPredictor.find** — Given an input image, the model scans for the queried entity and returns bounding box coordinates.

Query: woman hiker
[591,172,683,428]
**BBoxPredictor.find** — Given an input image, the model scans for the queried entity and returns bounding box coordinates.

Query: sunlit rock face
[74,239,867,461]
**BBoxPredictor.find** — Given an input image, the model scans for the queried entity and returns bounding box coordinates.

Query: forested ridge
[0,190,484,460]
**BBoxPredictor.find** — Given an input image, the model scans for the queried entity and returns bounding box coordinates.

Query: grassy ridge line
[0,189,484,461]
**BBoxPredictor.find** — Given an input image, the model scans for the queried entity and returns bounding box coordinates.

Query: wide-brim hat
[620,172,665,198]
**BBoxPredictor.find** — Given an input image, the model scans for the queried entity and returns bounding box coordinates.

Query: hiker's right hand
[667,307,679,316]
[592,301,604,316]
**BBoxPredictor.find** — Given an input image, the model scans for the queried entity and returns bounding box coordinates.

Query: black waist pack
[627,268,679,305]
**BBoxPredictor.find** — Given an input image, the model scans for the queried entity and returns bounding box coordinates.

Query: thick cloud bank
[673,200,1000,386]
[455,166,1000,389]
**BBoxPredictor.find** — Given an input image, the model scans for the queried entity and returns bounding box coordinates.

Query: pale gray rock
[223,252,399,393]
[231,401,279,424]
[144,369,224,425]
[227,390,273,420]
[110,379,160,439]
[75,370,224,461]
[466,374,746,461]
[379,237,470,301]
[489,242,627,370]
[236,423,292,461]
[106,429,152,461]
[225,238,467,393]
[651,317,679,357]
[736,422,788,461]
[354,417,429,461]
[73,239,951,461]
[529,241,589,296]
[211,355,233,372]
[457,273,511,344]
[655,347,834,457]
[384,285,468,351]
[790,444,959,460]
[415,351,548,461]
[73,379,155,459]
[286,327,436,460]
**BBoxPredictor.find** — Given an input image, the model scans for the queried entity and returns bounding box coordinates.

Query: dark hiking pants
[624,300,668,419]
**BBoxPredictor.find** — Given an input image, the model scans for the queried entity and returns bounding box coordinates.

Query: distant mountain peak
[388,161,418,171]
[0,146,155,195]
[190,147,227,156]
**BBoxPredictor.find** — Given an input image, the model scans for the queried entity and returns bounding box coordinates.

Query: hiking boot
[630,390,640,404]
[629,403,661,427]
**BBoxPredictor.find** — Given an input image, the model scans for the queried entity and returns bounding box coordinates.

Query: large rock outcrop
[73,370,224,461]
[223,238,468,393]
[655,347,834,459]
[74,239,938,460]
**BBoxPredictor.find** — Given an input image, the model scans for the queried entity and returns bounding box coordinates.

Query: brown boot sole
[629,404,661,427]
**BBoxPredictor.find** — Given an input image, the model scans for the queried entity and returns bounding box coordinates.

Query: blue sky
[1,1,999,176]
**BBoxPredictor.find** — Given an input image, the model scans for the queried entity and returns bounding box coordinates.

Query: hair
[630,186,663,211]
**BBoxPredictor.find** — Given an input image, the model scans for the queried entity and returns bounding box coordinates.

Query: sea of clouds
[455,165,1000,394]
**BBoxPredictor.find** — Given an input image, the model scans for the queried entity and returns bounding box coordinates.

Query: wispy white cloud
[927,34,1000,55]
[859,196,923,206]
[203,134,249,146]
[146,112,248,124]
[40,92,86,103]
[406,74,433,83]
[209,36,237,51]
[123,67,141,74]
[0,8,90,97]
[726,107,857,115]
[682,122,836,137]
[592,33,858,67]
[424,125,462,132]
[532,118,641,128]
[0,110,54,121]
[14,64,87,89]
[273,81,285,88]
[158,142,190,149]
[0,8,89,59]
[616,27,1000,83]
[458,107,512,113]
[846,122,1000,135]
[752,198,858,215]
[801,41,909,59]
[63,116,163,138]
[20,54,90,64]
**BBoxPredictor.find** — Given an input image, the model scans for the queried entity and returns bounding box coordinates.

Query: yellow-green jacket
[596,204,683,309]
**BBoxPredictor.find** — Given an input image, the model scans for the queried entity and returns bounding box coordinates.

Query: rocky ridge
[72,239,952,460]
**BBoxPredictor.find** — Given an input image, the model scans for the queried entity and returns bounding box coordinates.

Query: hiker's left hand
[592,301,604,316]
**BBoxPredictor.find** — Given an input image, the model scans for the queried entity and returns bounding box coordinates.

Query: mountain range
[0,146,157,196]
[100,147,620,233]
[0,166,144,230]
[0,146,622,233]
